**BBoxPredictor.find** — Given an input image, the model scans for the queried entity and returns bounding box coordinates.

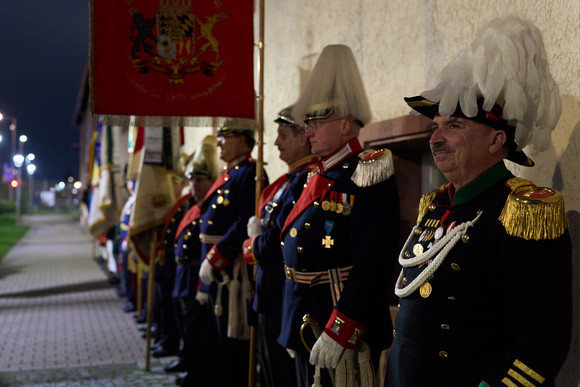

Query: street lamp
[0,113,17,201]
[26,155,36,213]
[12,153,24,220]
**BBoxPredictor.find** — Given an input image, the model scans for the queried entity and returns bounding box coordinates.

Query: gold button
[208,221,213,225]
[429,204,436,211]
[280,241,284,248]
[447,296,456,301]
[439,351,448,358]
[402,277,407,286]
[461,234,470,243]
[182,244,187,249]
[305,223,311,229]
[393,329,396,338]
[235,166,239,169]
[451,263,460,271]
[292,201,296,206]
[327,183,332,187]
[289,228,298,238]
[403,251,411,259]
[166,229,171,234]
[173,243,178,248]
[192,221,196,225]
[224,177,229,181]
[163,240,168,245]
[414,227,422,235]
[314,201,320,206]
[217,189,222,194]
[199,219,203,223]
[184,234,190,241]
[297,246,304,253]
[303,183,307,188]
[212,204,217,209]
[343,163,349,169]
[171,217,176,222]
[440,324,450,330]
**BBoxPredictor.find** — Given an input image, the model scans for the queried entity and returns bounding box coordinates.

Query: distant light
[19,135,27,143]
[73,181,83,189]
[0,113,3,121]
[26,164,36,175]
[72,188,78,195]
[13,154,24,168]
[57,182,65,191]
[68,176,74,183]
[73,199,79,205]
[0,134,2,144]
[49,187,55,192]
[10,179,18,188]
[26,153,35,161]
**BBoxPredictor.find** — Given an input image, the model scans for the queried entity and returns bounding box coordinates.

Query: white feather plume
[420,15,561,153]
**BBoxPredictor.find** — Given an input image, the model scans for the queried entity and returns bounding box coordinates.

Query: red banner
[91,0,254,118]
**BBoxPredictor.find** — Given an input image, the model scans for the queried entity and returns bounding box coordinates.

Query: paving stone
[0,215,179,386]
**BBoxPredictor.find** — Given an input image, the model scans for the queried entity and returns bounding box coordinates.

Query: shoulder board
[417,183,449,224]
[351,148,394,187]
[499,177,568,240]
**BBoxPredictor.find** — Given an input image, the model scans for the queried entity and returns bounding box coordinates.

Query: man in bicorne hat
[242,107,318,387]
[386,16,572,387]
[198,119,268,386]
[279,44,400,386]
[166,135,219,386]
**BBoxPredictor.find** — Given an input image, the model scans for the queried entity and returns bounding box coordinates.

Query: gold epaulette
[499,177,568,240]
[351,148,394,187]
[416,183,449,224]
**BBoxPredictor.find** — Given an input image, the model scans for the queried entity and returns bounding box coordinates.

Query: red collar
[318,138,362,173]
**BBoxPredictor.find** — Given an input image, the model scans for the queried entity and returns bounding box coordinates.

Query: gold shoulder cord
[499,178,568,240]
[416,185,445,224]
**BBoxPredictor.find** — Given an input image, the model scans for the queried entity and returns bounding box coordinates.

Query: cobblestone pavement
[0,214,179,386]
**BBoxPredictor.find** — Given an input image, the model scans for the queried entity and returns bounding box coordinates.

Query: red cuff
[242,238,258,264]
[324,308,367,350]
[206,245,229,270]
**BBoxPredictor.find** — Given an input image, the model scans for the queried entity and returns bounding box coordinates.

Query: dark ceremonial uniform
[279,138,399,384]
[386,162,572,387]
[171,200,213,384]
[118,195,136,310]
[242,155,318,387]
[200,153,268,387]
[152,194,192,355]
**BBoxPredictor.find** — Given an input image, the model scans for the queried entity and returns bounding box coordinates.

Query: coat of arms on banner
[130,1,230,83]
[91,0,254,118]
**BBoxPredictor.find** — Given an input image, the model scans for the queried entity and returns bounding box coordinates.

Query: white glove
[121,239,128,253]
[195,291,209,305]
[247,215,263,238]
[309,331,346,369]
[199,259,214,285]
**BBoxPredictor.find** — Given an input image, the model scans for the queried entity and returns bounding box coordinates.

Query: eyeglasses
[304,117,344,133]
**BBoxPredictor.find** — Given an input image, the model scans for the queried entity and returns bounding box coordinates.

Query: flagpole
[249,0,265,385]
[145,230,158,372]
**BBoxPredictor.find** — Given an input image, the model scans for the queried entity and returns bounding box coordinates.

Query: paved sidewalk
[0,214,178,386]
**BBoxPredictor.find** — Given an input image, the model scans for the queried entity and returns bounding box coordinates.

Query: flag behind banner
[91,0,254,122]
[128,127,182,265]
[88,125,119,238]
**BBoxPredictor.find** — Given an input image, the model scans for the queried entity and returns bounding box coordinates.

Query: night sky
[0,1,89,181]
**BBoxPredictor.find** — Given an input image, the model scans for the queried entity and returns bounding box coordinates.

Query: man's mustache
[431,143,454,155]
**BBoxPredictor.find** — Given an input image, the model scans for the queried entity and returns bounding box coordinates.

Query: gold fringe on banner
[98,114,256,130]
[499,179,568,240]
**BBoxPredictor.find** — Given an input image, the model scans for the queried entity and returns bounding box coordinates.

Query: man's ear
[340,118,353,137]
[299,131,309,147]
[489,130,507,154]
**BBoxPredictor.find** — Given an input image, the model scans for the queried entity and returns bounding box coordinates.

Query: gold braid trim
[416,184,448,224]
[499,178,568,240]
